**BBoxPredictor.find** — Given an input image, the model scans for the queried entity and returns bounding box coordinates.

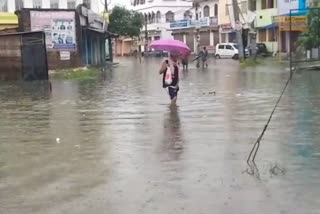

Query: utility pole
[144,15,148,55]
[104,0,113,62]
[231,0,244,60]
[194,1,200,68]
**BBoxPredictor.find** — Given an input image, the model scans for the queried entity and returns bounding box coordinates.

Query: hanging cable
[247,70,293,164]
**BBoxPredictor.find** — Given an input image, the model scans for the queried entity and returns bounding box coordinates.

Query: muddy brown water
[1,58,320,214]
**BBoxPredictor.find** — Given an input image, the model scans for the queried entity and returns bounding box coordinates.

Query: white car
[215,43,248,59]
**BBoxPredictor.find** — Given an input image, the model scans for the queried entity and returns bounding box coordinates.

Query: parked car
[215,43,249,59]
[256,43,268,56]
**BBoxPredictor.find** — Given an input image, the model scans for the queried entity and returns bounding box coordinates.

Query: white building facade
[132,0,192,50]
[1,0,101,13]
[168,0,219,52]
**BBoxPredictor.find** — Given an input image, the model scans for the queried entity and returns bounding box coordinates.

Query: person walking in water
[200,46,209,68]
[181,53,189,71]
[159,52,180,106]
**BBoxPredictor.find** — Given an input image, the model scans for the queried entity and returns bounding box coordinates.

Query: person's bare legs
[171,96,177,106]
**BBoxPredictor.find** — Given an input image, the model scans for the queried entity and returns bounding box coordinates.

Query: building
[16,5,107,70]
[1,0,100,12]
[168,0,219,53]
[218,0,249,44]
[0,31,48,81]
[132,0,192,52]
[276,0,309,53]
[249,0,278,53]
[0,0,102,35]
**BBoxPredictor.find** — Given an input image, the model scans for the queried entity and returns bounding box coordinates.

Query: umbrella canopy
[149,39,191,55]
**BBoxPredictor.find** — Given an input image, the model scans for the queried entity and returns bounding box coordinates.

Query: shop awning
[256,23,278,29]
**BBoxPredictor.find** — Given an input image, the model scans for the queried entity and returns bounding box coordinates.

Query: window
[218,45,224,49]
[249,0,256,11]
[203,5,210,17]
[259,29,267,42]
[165,11,174,23]
[261,0,275,9]
[268,28,277,41]
[0,0,8,12]
[241,1,247,13]
[151,12,155,23]
[225,4,229,15]
[33,0,42,8]
[184,10,191,20]
[83,0,91,9]
[15,0,24,10]
[156,11,161,23]
[267,0,274,8]
[140,0,145,4]
[67,0,76,9]
[214,4,218,16]
[261,0,266,9]
[148,13,151,24]
[226,45,233,50]
[50,0,59,8]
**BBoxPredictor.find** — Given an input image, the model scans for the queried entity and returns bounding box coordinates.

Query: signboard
[170,20,189,29]
[190,17,209,28]
[30,11,77,51]
[169,17,213,30]
[60,51,70,60]
[279,16,308,31]
[209,17,218,27]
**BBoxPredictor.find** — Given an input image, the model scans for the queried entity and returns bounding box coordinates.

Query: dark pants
[168,87,179,100]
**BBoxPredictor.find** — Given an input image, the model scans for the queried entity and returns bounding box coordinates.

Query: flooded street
[1,58,320,214]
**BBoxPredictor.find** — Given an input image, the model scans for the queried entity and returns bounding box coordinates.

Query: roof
[256,23,278,29]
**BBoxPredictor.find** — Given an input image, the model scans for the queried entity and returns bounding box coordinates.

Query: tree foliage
[109,6,143,38]
[298,7,320,50]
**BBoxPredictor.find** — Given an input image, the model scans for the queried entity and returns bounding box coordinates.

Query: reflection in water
[161,106,184,161]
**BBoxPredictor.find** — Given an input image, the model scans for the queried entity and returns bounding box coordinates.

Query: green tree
[109,6,143,38]
[298,5,320,50]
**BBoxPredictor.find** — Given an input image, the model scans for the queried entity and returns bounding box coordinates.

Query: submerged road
[1,58,320,214]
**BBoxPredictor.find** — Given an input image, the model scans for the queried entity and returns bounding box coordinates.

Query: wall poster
[30,11,77,51]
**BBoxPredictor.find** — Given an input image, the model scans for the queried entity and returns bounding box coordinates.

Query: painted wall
[278,1,298,15]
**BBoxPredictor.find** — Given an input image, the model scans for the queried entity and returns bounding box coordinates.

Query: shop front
[220,24,235,43]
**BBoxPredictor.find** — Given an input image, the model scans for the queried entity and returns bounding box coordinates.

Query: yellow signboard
[0,12,18,25]
[279,16,308,32]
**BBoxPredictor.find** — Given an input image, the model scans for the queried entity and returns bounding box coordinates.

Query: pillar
[209,31,214,46]
[194,32,197,52]
[183,34,187,44]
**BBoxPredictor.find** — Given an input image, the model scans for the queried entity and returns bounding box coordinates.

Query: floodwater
[1,58,320,214]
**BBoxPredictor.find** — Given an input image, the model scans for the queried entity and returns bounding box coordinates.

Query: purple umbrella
[149,39,191,55]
